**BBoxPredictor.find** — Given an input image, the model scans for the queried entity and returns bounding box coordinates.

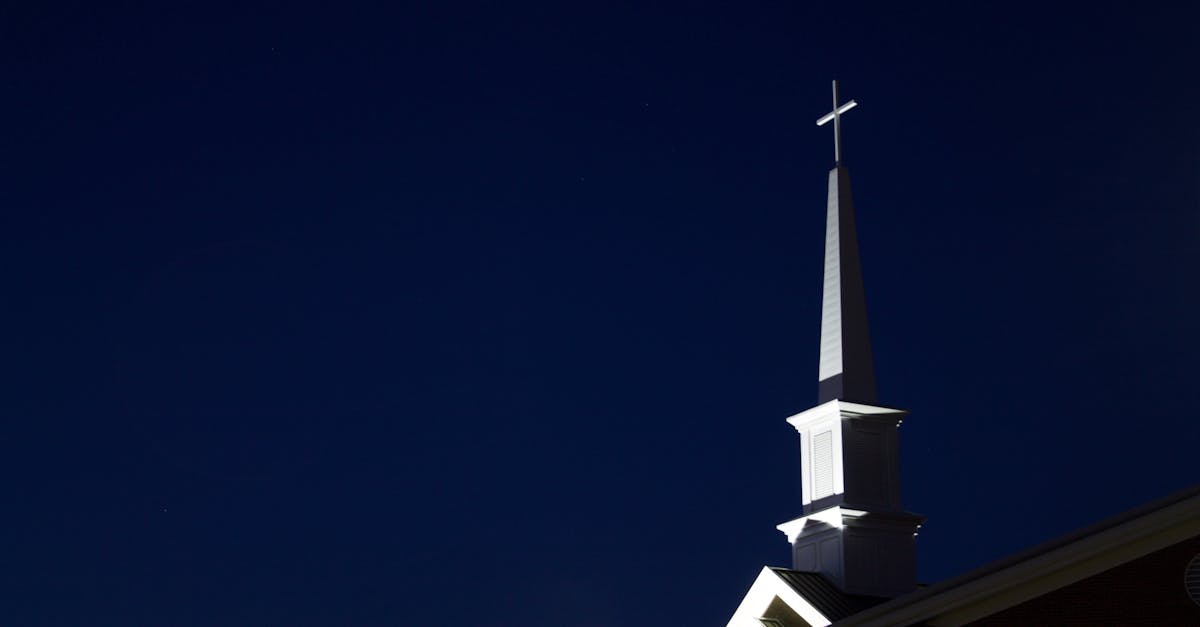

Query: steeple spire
[814,81,876,404]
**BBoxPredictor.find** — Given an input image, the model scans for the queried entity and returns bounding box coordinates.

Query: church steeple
[816,80,876,404]
[772,81,924,598]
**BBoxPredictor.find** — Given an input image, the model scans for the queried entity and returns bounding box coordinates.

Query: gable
[761,595,812,627]
[727,567,888,627]
[726,567,834,627]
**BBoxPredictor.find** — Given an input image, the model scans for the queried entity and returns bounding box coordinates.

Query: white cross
[815,79,857,165]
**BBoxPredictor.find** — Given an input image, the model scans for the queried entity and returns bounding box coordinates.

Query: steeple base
[777,506,925,598]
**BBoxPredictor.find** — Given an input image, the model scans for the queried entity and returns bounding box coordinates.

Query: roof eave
[834,484,1200,626]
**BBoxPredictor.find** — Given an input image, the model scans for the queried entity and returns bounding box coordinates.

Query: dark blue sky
[3,2,1198,625]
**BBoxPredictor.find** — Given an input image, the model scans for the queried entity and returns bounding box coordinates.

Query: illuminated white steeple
[816,79,875,405]
[774,81,924,598]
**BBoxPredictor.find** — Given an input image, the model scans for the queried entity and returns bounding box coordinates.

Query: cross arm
[816,100,858,126]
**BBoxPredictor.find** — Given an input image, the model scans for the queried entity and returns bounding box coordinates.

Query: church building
[724,82,1200,627]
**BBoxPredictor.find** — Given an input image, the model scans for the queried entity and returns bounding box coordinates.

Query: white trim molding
[726,567,833,627]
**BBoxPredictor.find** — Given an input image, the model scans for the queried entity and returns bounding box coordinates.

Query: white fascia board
[786,400,907,433]
[727,566,832,627]
[777,507,868,543]
[785,400,842,432]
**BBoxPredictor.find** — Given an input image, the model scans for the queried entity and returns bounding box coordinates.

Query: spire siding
[817,165,877,404]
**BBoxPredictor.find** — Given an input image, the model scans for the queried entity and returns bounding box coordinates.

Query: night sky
[3,2,1199,625]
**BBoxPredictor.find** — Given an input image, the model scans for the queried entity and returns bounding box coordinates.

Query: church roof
[768,568,887,621]
[835,484,1200,626]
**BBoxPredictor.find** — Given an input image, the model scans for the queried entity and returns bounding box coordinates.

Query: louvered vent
[1186,554,1200,606]
[848,424,885,505]
[812,430,834,500]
